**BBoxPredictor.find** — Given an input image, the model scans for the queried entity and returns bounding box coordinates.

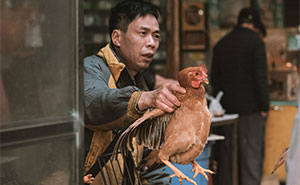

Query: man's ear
[111,30,121,47]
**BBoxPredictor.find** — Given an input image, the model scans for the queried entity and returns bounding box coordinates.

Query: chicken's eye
[195,72,199,76]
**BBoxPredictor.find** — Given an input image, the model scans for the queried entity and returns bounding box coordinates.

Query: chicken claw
[162,159,197,185]
[191,160,215,180]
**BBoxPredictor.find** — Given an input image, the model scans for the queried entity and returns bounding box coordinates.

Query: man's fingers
[138,83,186,112]
[161,83,186,107]
[156,101,176,113]
[166,83,186,94]
[166,93,181,107]
[156,85,181,108]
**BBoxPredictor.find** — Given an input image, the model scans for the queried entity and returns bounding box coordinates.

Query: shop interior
[0,0,299,184]
[83,1,299,184]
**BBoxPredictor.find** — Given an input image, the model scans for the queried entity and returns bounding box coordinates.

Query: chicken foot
[161,159,197,185]
[191,160,214,180]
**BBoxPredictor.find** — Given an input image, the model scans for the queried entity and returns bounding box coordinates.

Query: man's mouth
[142,53,154,59]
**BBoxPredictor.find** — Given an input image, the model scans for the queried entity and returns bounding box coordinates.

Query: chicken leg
[191,160,214,180]
[161,159,197,185]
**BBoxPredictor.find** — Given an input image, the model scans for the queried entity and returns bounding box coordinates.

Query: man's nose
[146,35,157,48]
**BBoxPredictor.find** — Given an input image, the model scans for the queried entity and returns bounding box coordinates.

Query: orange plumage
[114,65,214,185]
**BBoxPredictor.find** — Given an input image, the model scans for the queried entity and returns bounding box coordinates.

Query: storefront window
[1,135,76,184]
[0,0,77,128]
[0,0,83,184]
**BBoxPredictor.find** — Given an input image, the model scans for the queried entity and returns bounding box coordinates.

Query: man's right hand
[261,111,268,118]
[137,83,186,113]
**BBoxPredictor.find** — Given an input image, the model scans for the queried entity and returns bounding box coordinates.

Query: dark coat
[84,44,171,185]
[211,27,270,114]
[84,44,146,173]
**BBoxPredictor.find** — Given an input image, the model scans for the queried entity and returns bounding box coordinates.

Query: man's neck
[241,23,256,32]
[113,45,138,77]
[128,69,137,77]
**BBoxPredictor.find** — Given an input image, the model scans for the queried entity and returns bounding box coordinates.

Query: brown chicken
[114,65,214,185]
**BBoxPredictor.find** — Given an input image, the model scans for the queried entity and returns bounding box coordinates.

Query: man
[83,1,185,184]
[211,8,270,185]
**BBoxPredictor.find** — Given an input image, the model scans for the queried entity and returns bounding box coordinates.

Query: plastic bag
[206,91,225,117]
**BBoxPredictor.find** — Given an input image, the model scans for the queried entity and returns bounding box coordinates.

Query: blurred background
[0,0,299,184]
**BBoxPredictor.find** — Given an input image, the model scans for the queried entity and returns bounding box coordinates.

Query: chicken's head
[177,64,209,89]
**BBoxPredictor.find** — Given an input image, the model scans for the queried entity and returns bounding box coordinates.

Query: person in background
[211,7,270,185]
[83,0,185,184]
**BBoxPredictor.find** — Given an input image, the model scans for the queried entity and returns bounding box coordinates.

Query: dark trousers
[140,148,171,185]
[211,124,233,185]
[238,112,266,185]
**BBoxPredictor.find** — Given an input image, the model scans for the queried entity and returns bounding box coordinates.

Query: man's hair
[109,0,160,37]
[237,7,266,37]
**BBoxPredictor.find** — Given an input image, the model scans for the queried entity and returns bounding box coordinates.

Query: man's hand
[261,111,268,118]
[138,83,186,113]
[83,174,95,184]
[154,74,179,89]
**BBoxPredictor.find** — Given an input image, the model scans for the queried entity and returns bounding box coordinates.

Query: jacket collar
[97,44,126,82]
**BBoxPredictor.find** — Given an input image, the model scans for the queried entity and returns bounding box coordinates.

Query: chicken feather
[113,65,214,185]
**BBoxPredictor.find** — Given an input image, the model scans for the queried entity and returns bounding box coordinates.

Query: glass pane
[0,135,77,185]
[0,0,77,127]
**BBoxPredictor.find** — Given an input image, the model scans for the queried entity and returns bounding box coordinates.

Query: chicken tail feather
[271,146,289,174]
[113,109,165,158]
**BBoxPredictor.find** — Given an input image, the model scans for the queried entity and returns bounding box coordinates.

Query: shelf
[84,26,108,31]
[84,41,102,45]
[84,9,110,14]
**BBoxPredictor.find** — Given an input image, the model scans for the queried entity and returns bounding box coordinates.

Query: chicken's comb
[198,64,207,74]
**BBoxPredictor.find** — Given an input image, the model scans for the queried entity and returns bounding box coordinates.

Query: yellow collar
[97,44,126,82]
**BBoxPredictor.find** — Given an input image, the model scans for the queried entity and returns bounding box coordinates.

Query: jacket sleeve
[253,39,270,112]
[84,56,145,130]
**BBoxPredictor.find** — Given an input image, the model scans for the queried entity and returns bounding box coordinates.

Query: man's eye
[154,34,160,40]
[140,31,146,36]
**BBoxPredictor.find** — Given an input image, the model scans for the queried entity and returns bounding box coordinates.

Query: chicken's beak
[203,79,209,85]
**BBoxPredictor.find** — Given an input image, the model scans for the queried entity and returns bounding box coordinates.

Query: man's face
[117,14,160,76]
